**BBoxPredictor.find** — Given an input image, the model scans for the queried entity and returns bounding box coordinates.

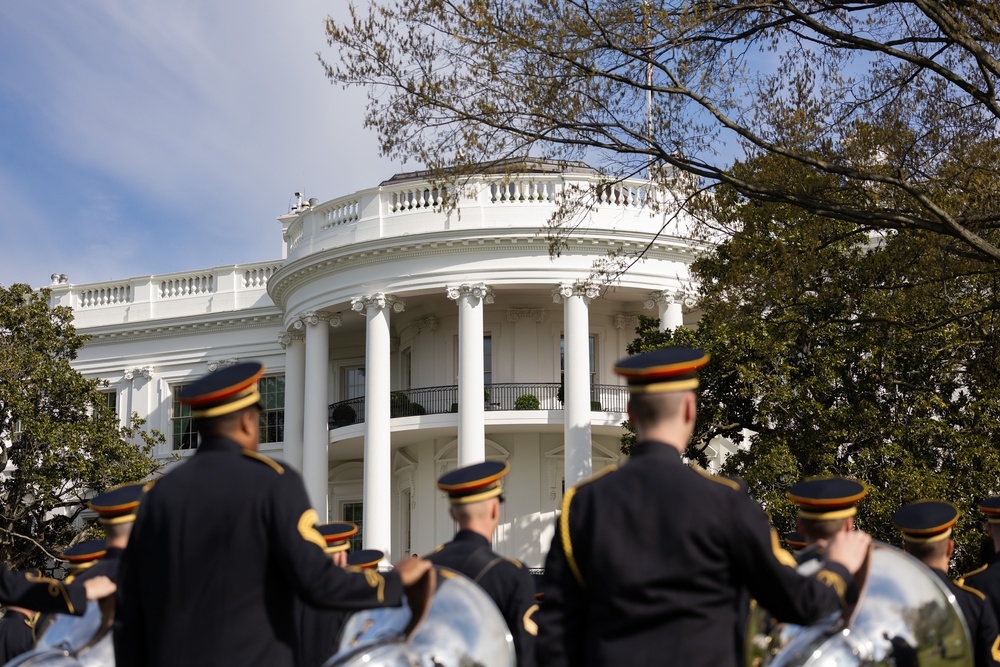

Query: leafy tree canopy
[324,0,1000,266]
[626,154,1000,574]
[0,284,162,571]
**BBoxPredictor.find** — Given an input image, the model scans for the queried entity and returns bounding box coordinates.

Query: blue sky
[0,2,398,288]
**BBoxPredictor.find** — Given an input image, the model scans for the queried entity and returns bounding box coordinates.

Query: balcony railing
[327,383,628,428]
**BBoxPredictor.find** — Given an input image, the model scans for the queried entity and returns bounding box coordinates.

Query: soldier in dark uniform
[786,477,868,565]
[428,461,538,667]
[77,483,146,584]
[63,540,107,581]
[114,362,431,667]
[536,347,873,667]
[893,500,1000,667]
[784,531,808,551]
[0,604,38,662]
[295,522,360,667]
[963,498,1000,625]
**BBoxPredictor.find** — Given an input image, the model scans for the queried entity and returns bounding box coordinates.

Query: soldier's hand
[392,556,433,587]
[83,576,116,600]
[331,551,348,568]
[825,529,872,575]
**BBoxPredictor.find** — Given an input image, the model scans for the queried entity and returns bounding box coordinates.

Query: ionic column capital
[123,366,154,381]
[278,331,305,348]
[643,290,696,310]
[552,281,599,304]
[351,293,405,314]
[207,358,239,372]
[446,283,495,304]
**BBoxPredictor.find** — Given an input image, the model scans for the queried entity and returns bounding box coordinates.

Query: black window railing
[328,383,628,428]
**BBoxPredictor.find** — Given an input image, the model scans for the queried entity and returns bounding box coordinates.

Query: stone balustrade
[48,260,283,328]
[283,169,689,263]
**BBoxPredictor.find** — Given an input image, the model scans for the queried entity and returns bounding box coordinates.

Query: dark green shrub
[514,393,540,410]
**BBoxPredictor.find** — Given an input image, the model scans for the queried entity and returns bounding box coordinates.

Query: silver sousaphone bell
[746,542,972,667]
[323,566,515,667]
[4,599,115,667]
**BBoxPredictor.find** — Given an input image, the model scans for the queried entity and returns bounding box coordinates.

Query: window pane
[343,367,366,400]
[171,386,197,450]
[484,335,492,386]
[258,376,285,444]
[343,501,364,552]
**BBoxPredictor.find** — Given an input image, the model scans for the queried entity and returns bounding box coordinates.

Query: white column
[555,282,598,485]
[278,329,306,472]
[644,290,686,331]
[446,283,494,466]
[352,293,405,557]
[302,311,335,517]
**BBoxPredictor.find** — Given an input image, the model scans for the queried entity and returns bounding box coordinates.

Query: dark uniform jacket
[114,436,404,667]
[0,610,36,663]
[294,598,352,667]
[0,568,84,616]
[428,530,537,667]
[536,441,854,667]
[965,553,1000,632]
[933,569,1000,667]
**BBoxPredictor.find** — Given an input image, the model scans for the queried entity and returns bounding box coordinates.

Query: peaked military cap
[437,461,509,505]
[89,482,146,525]
[63,539,107,565]
[316,522,358,554]
[893,500,959,544]
[787,477,868,520]
[612,347,710,394]
[784,531,808,549]
[177,361,265,418]
[977,497,1000,524]
[347,549,383,569]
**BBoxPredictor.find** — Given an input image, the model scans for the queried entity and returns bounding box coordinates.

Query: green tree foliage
[679,156,1000,574]
[323,0,1000,266]
[0,284,162,571]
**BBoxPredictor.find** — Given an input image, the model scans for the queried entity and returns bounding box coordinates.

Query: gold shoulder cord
[560,465,617,589]
[24,572,74,615]
[297,509,328,550]
[242,450,284,474]
[815,569,846,600]
[769,529,798,568]
[992,636,1000,662]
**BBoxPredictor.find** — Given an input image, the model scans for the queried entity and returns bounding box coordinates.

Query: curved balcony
[328,383,629,428]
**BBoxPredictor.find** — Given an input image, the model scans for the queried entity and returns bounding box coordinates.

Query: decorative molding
[329,312,343,328]
[506,308,545,323]
[207,358,239,372]
[612,314,640,330]
[390,336,401,353]
[84,310,284,345]
[124,366,153,380]
[267,232,708,308]
[445,283,495,304]
[552,281,600,304]
[351,293,405,314]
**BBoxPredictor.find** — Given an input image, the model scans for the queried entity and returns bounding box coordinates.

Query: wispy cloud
[0,2,398,287]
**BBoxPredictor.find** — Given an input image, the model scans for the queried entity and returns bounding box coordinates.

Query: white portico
[52,160,721,569]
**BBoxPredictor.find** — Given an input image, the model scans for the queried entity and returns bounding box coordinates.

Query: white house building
[49,160,729,569]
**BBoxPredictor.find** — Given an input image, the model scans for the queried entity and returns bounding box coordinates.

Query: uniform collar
[632,440,685,462]
[195,435,243,454]
[453,529,491,548]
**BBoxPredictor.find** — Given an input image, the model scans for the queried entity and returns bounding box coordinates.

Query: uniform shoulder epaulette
[569,464,618,494]
[505,557,524,568]
[960,563,988,584]
[242,449,284,474]
[954,579,988,600]
[689,462,741,491]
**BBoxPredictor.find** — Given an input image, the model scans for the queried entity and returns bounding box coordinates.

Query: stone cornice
[267,230,708,309]
[81,308,284,345]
